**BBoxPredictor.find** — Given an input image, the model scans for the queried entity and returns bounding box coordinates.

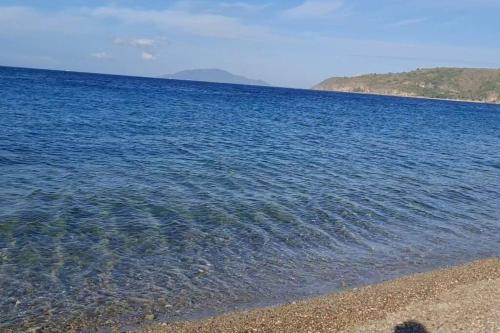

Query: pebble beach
[142,258,500,333]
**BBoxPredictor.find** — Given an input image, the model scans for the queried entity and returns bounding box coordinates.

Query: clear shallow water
[0,66,500,331]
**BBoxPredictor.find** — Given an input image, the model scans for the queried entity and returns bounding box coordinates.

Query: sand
[140,258,500,333]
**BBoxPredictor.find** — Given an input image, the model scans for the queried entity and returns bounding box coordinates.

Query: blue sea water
[0,66,500,331]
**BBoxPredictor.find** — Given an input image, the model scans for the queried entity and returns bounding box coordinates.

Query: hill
[161,69,269,86]
[313,68,500,103]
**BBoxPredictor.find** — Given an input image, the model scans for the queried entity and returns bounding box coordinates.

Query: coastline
[141,258,500,333]
[313,88,500,105]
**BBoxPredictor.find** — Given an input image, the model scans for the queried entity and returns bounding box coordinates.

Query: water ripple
[1,66,500,331]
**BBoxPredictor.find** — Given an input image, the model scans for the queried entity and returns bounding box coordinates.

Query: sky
[0,0,500,88]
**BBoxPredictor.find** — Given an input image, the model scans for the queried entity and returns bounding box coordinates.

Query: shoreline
[4,65,500,106]
[141,258,500,333]
[313,88,500,105]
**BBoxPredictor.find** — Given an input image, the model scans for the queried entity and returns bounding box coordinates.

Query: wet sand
[140,258,500,333]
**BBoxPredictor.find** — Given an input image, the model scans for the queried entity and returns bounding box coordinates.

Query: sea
[1,66,499,331]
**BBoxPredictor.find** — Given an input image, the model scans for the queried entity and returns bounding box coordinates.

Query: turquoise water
[1,66,500,331]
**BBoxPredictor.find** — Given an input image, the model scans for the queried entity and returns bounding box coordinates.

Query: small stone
[145,314,155,321]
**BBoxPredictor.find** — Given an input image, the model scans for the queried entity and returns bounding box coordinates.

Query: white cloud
[113,37,160,60]
[283,0,343,19]
[131,38,156,48]
[91,51,112,59]
[218,2,271,11]
[418,0,500,9]
[389,17,427,27]
[113,38,158,49]
[113,38,125,45]
[92,6,270,40]
[0,6,91,33]
[141,51,155,60]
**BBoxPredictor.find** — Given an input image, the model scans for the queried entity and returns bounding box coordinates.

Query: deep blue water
[1,66,500,331]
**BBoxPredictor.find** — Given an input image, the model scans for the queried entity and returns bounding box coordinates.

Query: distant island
[161,68,269,86]
[313,68,500,104]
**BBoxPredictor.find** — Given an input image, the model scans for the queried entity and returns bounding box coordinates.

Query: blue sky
[1,1,499,87]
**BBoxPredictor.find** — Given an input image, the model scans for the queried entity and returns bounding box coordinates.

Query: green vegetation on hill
[313,68,500,103]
